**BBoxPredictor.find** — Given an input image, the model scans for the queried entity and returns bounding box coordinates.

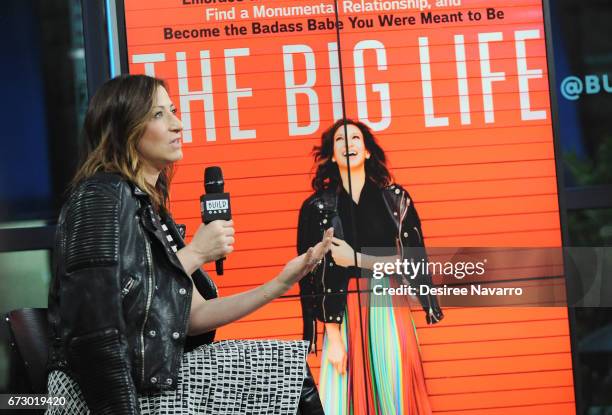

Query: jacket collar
[133,185,148,197]
[134,191,189,278]
[154,211,218,299]
[130,182,151,199]
[314,182,406,231]
[315,181,401,208]
[381,184,406,231]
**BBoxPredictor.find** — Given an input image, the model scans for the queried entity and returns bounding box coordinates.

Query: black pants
[297,365,325,415]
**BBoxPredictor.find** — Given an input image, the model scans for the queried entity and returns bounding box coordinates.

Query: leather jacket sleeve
[297,198,320,350]
[57,180,140,414]
[297,197,349,335]
[400,189,444,324]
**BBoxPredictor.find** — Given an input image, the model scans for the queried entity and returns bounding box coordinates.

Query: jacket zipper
[140,236,155,385]
[397,192,408,258]
[397,192,405,282]
[311,319,317,353]
[121,277,135,298]
[321,250,328,322]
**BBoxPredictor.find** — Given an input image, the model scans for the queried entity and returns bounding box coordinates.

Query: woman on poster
[46,74,331,414]
[297,119,444,414]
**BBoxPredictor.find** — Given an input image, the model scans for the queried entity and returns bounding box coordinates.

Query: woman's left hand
[331,237,359,268]
[276,228,334,287]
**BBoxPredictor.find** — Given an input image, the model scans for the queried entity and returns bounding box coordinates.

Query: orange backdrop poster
[122,0,575,413]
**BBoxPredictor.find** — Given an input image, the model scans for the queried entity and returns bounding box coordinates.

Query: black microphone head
[204,166,224,194]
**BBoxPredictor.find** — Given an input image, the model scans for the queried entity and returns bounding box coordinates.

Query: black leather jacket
[47,172,218,414]
[297,182,443,350]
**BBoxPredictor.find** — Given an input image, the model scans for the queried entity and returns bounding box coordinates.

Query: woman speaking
[46,74,331,414]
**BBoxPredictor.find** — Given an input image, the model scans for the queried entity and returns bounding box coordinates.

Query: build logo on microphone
[206,199,229,214]
[200,193,231,222]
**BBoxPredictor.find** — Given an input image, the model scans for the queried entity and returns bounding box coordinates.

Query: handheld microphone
[200,166,232,276]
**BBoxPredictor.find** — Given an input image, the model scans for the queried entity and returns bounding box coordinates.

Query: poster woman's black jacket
[297,182,443,350]
[47,172,218,414]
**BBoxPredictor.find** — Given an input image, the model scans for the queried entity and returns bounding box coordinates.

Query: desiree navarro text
[372,284,524,297]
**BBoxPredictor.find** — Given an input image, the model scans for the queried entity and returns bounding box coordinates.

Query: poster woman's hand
[331,237,360,268]
[325,323,347,375]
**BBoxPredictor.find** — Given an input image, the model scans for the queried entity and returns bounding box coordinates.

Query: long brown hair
[311,119,392,192]
[71,74,173,211]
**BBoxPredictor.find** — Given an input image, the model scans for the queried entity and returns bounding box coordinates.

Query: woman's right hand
[189,220,235,264]
[325,323,347,375]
